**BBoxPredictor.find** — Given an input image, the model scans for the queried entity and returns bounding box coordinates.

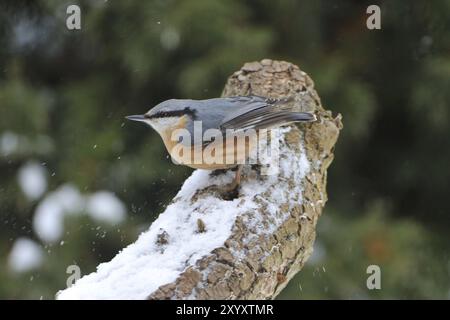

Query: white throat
[145,117,180,135]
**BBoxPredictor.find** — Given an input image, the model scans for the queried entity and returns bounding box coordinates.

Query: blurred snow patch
[17,161,48,200]
[8,237,44,273]
[86,191,126,224]
[33,184,125,243]
[0,131,53,156]
[160,27,180,51]
[34,195,65,243]
[0,131,19,156]
[34,184,83,243]
[55,184,85,214]
[307,240,326,265]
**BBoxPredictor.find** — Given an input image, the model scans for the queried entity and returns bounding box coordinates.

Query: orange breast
[161,118,260,170]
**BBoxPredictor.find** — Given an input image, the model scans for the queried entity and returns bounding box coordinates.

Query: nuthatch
[126,95,315,191]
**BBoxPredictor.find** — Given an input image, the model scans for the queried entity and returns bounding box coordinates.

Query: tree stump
[148,59,342,299]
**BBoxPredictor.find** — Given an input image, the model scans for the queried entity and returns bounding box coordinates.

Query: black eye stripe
[148,107,196,119]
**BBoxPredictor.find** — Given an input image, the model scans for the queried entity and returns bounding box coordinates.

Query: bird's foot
[209,168,229,177]
[204,165,243,200]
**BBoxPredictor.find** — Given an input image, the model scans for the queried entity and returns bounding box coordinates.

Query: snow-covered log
[57,59,342,300]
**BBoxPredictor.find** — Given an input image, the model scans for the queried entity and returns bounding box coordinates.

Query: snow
[308,240,326,265]
[57,127,311,300]
[86,191,126,224]
[34,196,65,243]
[33,184,84,243]
[33,184,126,243]
[8,237,44,273]
[17,161,48,201]
[160,27,180,51]
[57,170,247,299]
[0,131,54,157]
[0,131,19,156]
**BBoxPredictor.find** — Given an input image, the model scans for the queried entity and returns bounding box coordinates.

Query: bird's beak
[125,115,147,122]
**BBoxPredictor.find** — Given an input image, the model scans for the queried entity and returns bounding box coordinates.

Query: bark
[148,59,342,300]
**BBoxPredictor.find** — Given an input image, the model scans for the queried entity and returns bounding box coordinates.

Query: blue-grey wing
[181,96,262,146]
[219,95,315,131]
[182,95,315,146]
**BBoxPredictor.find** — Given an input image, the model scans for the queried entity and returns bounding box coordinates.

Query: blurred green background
[0,0,449,299]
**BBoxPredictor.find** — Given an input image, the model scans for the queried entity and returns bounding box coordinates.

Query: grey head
[126,99,198,136]
[126,99,195,121]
